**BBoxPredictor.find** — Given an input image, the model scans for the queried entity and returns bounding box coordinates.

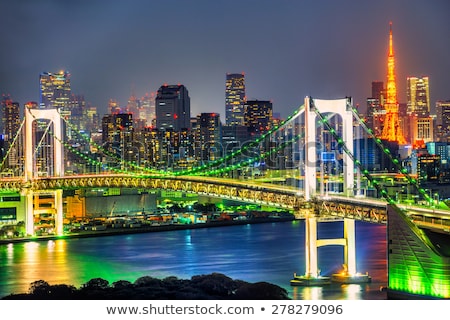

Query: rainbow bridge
[0,97,449,299]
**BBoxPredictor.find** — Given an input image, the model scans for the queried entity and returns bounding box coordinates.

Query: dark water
[0,220,387,299]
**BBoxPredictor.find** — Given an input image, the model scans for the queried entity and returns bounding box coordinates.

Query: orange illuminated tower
[380,22,407,144]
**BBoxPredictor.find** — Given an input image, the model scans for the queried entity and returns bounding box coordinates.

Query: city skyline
[0,0,449,118]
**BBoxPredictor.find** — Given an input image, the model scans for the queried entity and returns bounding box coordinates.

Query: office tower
[68,95,86,133]
[39,71,71,109]
[426,142,449,166]
[0,94,13,135]
[2,100,20,142]
[366,98,384,136]
[140,92,156,127]
[417,153,441,183]
[1,98,21,170]
[101,113,134,165]
[372,81,385,102]
[222,125,249,154]
[409,115,434,146]
[225,73,246,126]
[155,84,190,131]
[380,23,406,144]
[244,100,273,137]
[195,113,222,162]
[436,100,450,141]
[407,76,430,116]
[365,82,385,136]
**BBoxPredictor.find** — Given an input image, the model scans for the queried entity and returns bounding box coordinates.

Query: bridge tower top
[304,96,354,200]
[24,107,64,181]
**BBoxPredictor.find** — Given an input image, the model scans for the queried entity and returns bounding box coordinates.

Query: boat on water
[290,273,331,286]
[331,272,372,284]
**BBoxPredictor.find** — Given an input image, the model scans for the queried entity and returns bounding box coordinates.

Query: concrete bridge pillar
[305,215,319,277]
[344,218,356,275]
[25,189,34,236]
[304,217,358,278]
[54,189,64,235]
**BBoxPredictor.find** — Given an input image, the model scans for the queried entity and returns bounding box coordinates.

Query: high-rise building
[225,73,246,126]
[195,113,222,162]
[0,94,13,136]
[365,82,385,136]
[1,97,21,169]
[99,112,142,172]
[2,100,20,142]
[155,84,190,131]
[417,154,441,183]
[380,23,406,145]
[39,71,71,110]
[221,125,249,156]
[372,81,385,102]
[365,98,384,136]
[408,115,434,146]
[407,76,430,116]
[140,92,156,127]
[436,100,450,141]
[244,100,273,137]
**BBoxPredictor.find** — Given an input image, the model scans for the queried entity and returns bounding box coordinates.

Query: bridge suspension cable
[175,104,305,176]
[312,104,397,205]
[57,112,165,176]
[0,118,25,171]
[349,106,433,203]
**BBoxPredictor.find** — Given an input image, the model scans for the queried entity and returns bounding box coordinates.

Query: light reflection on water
[0,221,387,299]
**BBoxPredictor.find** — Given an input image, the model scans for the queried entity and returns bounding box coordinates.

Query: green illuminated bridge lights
[1,98,450,299]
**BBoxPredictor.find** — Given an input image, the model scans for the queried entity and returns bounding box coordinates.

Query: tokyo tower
[380,22,407,144]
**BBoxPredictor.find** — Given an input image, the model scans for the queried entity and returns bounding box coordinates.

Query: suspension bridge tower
[304,96,354,200]
[24,106,64,235]
[292,97,370,285]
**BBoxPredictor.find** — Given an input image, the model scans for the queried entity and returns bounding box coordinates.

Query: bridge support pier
[55,189,63,236]
[23,189,64,236]
[292,216,370,286]
[25,190,34,236]
[306,217,357,278]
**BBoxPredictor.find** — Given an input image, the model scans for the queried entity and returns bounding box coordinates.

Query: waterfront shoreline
[0,216,295,245]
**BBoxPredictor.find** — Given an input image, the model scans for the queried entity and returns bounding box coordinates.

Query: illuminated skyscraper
[244,100,273,136]
[407,76,430,116]
[225,73,246,126]
[155,84,190,131]
[372,81,385,102]
[380,23,406,144]
[435,100,450,141]
[195,113,222,162]
[1,96,21,169]
[39,71,71,109]
[366,81,385,136]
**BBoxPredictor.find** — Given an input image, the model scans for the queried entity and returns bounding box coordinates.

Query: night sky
[1,0,449,118]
